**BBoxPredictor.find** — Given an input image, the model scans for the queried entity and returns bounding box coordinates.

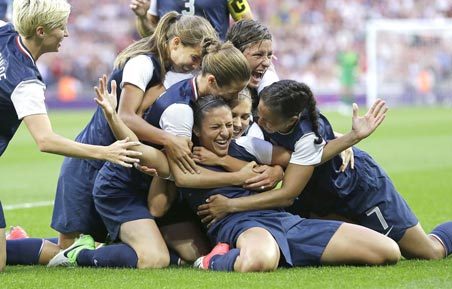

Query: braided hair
[260,80,322,144]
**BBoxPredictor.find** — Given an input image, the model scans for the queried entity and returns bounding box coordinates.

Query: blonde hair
[13,0,70,38]
[114,12,218,77]
[201,40,250,88]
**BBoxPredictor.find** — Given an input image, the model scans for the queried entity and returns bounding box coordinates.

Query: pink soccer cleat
[193,242,230,270]
[6,226,29,240]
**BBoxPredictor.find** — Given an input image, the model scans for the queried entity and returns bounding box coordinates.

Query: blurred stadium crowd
[15,0,452,104]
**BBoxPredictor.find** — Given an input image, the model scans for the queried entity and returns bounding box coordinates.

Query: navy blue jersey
[155,0,230,39]
[0,23,42,156]
[262,112,361,214]
[95,77,197,201]
[143,77,196,141]
[74,54,161,169]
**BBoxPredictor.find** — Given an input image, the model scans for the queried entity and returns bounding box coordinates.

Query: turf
[1,107,451,289]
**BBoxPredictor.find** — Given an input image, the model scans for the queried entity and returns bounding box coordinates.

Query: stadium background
[10,0,451,108]
[1,1,452,288]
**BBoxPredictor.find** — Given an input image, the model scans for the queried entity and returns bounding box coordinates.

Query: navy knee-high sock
[76,243,138,268]
[6,238,44,265]
[169,248,181,265]
[209,248,240,271]
[430,221,452,256]
[45,237,59,244]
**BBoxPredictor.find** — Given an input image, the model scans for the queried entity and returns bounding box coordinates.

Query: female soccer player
[173,96,400,272]
[131,0,253,39]
[48,40,253,269]
[51,12,218,250]
[226,19,279,110]
[198,80,452,260]
[0,0,142,271]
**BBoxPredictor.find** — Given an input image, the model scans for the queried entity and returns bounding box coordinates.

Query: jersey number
[229,0,246,13]
[182,0,195,15]
[366,206,393,236]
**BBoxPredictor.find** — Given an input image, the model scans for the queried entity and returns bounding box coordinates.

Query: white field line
[3,200,53,211]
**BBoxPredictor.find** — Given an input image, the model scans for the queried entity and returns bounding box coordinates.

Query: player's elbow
[34,135,55,153]
[118,111,135,127]
[281,197,295,207]
[173,174,193,188]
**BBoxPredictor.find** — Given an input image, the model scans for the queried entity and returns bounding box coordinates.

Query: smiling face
[194,106,233,157]
[41,21,69,53]
[169,37,202,73]
[231,97,252,138]
[242,39,273,89]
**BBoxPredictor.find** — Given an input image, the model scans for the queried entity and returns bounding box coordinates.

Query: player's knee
[135,248,170,269]
[376,239,401,265]
[236,249,278,272]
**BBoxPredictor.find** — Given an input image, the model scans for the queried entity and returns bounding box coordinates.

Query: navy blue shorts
[291,148,418,242]
[0,201,5,228]
[209,210,342,267]
[51,157,107,241]
[286,218,342,266]
[93,162,153,241]
[155,191,199,227]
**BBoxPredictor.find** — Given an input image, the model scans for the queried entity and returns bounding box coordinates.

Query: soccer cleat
[193,242,230,270]
[47,234,95,267]
[6,226,29,240]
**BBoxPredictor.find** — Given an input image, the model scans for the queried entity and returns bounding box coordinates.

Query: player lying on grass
[196,80,452,261]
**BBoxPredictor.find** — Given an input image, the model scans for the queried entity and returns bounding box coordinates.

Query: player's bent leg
[159,221,211,263]
[0,228,6,272]
[397,223,445,260]
[38,240,62,265]
[321,223,400,265]
[120,219,169,269]
[234,227,280,272]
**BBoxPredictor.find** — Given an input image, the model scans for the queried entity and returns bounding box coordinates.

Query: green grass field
[1,107,451,289]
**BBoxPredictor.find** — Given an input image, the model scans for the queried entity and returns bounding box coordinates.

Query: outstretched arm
[95,75,171,177]
[198,100,388,222]
[320,99,387,163]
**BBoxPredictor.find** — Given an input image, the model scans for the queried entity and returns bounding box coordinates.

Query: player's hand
[192,146,220,166]
[351,99,388,140]
[104,137,142,167]
[94,74,117,117]
[339,147,354,172]
[165,135,200,174]
[237,161,260,185]
[197,194,232,228]
[134,163,158,176]
[243,165,284,191]
[129,0,150,18]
